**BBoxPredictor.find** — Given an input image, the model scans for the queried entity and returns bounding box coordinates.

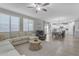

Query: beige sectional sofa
[0,32,38,46]
[0,32,38,56]
[8,36,38,46]
[8,36,29,46]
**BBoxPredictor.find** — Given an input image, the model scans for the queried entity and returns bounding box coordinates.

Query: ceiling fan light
[36,7,41,11]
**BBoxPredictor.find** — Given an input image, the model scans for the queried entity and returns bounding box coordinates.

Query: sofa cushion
[12,39,28,46]
[9,36,29,42]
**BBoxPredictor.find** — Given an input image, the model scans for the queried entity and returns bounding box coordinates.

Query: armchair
[36,30,46,41]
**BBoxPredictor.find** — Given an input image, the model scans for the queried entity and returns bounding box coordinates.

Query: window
[11,16,20,32]
[0,14,10,32]
[28,19,34,31]
[23,18,34,32]
[23,18,29,31]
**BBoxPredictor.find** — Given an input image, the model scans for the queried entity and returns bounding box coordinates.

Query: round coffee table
[29,39,42,51]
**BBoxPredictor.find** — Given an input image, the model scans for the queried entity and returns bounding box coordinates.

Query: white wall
[34,19,45,31]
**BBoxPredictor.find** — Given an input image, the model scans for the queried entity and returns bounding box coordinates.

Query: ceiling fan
[27,3,50,13]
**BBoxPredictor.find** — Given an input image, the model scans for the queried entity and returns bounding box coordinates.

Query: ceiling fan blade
[42,3,50,6]
[42,8,47,12]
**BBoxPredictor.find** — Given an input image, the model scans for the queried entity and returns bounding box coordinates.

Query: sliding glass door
[0,13,20,39]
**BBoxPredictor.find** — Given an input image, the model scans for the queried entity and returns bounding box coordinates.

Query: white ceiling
[0,3,79,23]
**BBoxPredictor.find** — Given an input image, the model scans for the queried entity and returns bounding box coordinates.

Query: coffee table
[29,39,42,51]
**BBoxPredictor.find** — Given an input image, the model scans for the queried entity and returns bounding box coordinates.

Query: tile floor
[14,36,79,56]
